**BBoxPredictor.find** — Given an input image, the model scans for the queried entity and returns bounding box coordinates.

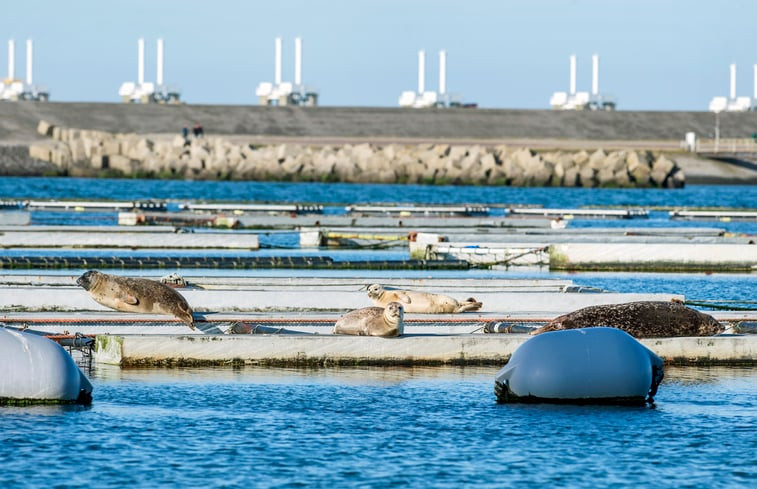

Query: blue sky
[0,0,753,110]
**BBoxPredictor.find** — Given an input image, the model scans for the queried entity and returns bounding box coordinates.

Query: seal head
[76,270,96,291]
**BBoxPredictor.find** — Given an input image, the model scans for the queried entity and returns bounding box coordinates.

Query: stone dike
[29,120,685,187]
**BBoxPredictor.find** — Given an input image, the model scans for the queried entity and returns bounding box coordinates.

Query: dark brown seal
[531,301,724,338]
[76,270,195,329]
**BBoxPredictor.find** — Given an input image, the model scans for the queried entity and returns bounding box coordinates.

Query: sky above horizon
[0,0,754,110]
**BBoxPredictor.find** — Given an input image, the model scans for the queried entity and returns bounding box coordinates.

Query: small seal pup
[531,301,724,338]
[366,283,482,314]
[333,302,404,337]
[76,270,195,330]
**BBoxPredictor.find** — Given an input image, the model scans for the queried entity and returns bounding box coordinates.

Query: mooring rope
[684,300,757,311]
[471,246,550,268]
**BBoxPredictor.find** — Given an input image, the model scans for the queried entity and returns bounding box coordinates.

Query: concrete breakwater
[29,120,685,187]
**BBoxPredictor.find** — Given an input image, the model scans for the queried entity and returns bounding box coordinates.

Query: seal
[76,270,195,330]
[366,283,482,314]
[333,302,404,337]
[531,301,724,338]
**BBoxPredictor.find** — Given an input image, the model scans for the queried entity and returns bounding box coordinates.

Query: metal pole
[26,39,32,84]
[8,39,14,80]
[137,38,144,85]
[418,50,425,94]
[156,38,164,86]
[294,37,302,86]
[569,54,576,95]
[274,37,282,85]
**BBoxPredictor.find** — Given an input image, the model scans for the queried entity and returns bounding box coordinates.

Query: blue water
[2,177,756,209]
[1,178,756,487]
[1,178,755,305]
[0,366,754,488]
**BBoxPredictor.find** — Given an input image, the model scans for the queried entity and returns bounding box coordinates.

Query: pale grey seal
[333,302,404,337]
[366,283,482,313]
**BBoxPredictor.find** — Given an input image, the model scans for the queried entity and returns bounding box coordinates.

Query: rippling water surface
[2,177,756,209]
[1,178,755,487]
[1,366,754,489]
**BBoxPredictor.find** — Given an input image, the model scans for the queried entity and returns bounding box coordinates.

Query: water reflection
[93,364,499,384]
[90,364,756,387]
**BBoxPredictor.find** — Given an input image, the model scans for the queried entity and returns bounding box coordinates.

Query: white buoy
[0,327,93,404]
[494,327,663,405]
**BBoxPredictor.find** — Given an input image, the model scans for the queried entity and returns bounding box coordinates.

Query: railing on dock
[695,138,757,156]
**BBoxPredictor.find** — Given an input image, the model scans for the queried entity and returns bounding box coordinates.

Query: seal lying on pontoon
[366,283,482,313]
[333,302,404,337]
[76,270,196,330]
[531,301,724,338]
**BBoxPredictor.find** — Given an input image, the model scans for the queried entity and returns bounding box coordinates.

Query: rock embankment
[29,120,685,187]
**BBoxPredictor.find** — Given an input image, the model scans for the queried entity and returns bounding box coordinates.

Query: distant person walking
[193,123,204,138]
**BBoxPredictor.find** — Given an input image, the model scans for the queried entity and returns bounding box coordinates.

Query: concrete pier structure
[92,333,757,367]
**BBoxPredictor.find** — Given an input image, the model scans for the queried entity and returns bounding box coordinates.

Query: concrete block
[90,155,108,169]
[108,154,134,173]
[28,143,52,161]
[37,120,55,137]
[588,149,607,169]
[102,140,121,156]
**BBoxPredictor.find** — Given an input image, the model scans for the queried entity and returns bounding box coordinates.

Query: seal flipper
[119,293,139,305]
[396,292,412,304]
[453,298,483,313]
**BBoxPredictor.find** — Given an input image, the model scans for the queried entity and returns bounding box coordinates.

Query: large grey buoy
[494,327,663,405]
[0,327,93,405]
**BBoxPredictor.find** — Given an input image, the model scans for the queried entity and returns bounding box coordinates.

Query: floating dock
[507,207,649,219]
[408,230,757,270]
[0,226,260,249]
[1,272,753,366]
[669,210,757,222]
[91,333,757,367]
[344,204,490,216]
[3,310,755,366]
[128,213,562,230]
[550,243,757,271]
[0,283,682,314]
[0,211,30,225]
[0,255,467,270]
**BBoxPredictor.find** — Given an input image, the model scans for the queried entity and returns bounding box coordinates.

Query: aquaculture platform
[91,333,757,367]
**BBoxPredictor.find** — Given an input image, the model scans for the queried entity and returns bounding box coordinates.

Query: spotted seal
[333,302,404,337]
[76,270,195,329]
[366,283,482,314]
[531,301,724,338]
